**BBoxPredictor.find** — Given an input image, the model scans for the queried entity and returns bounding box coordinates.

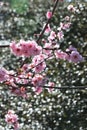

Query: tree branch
[37,0,59,43]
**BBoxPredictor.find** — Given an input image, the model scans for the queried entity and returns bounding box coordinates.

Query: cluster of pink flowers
[32,74,55,94]
[45,16,71,42]
[5,110,19,130]
[47,29,64,42]
[10,40,42,57]
[59,22,71,31]
[55,45,84,63]
[32,74,46,94]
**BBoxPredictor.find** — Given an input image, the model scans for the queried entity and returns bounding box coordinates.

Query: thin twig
[9,81,87,90]
[37,0,59,43]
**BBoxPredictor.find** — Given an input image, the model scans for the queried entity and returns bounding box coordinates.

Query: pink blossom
[0,68,8,82]
[32,74,46,94]
[35,87,42,94]
[44,24,51,33]
[60,22,71,30]
[32,54,46,73]
[22,64,29,71]
[64,16,70,21]
[69,45,77,51]
[32,74,46,87]
[32,45,42,56]
[70,51,83,63]
[5,110,20,130]
[34,62,46,73]
[57,31,64,41]
[10,40,42,57]
[20,40,31,57]
[43,43,52,55]
[48,31,56,41]
[67,5,76,12]
[63,23,71,30]
[10,41,24,56]
[10,41,23,56]
[14,47,22,56]
[55,50,69,60]
[46,11,52,19]
[5,111,18,124]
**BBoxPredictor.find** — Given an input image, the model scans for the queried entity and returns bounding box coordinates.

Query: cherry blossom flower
[57,31,64,41]
[67,4,76,12]
[44,24,51,33]
[5,110,18,124]
[55,50,69,60]
[46,11,52,19]
[64,16,70,21]
[70,51,83,63]
[69,45,77,51]
[32,54,46,73]
[35,87,43,94]
[32,74,46,87]
[5,110,20,130]
[48,31,56,41]
[32,74,47,94]
[60,22,71,30]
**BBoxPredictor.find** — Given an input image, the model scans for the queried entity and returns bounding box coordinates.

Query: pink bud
[46,11,52,19]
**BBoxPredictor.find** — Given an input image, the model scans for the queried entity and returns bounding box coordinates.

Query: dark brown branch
[9,81,87,90]
[44,86,87,89]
